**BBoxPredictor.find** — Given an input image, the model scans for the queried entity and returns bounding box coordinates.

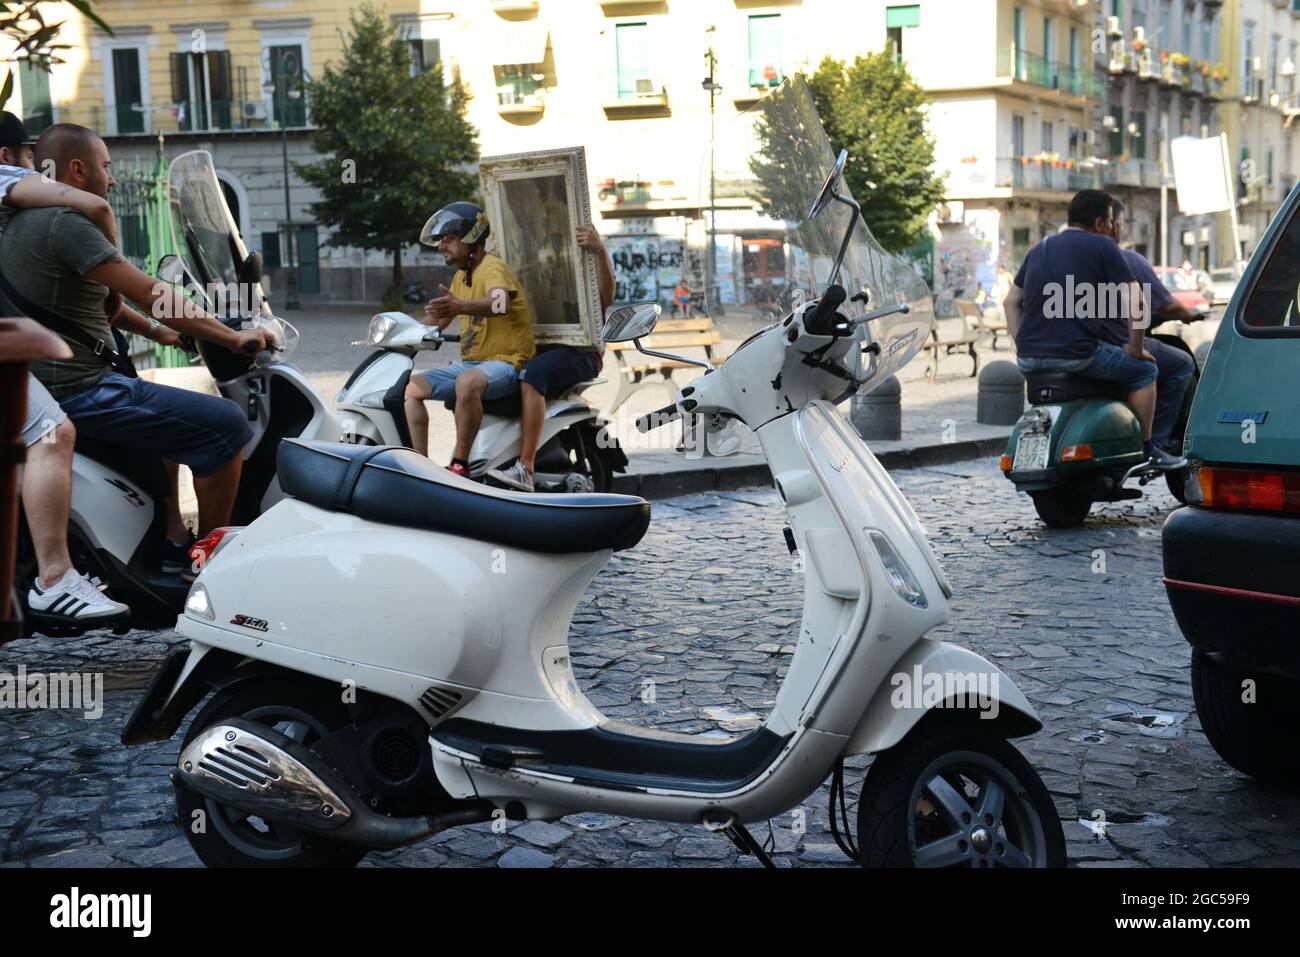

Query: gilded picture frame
[479,146,603,348]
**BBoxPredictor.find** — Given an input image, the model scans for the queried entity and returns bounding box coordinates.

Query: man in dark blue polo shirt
[1107,199,1196,459]
[1002,189,1184,470]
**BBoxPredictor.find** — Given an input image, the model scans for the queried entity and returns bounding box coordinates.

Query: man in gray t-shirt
[0,123,274,537]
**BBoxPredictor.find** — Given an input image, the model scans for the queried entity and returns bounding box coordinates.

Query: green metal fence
[108,149,190,370]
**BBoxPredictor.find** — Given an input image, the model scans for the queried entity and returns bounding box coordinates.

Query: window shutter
[207,50,231,101]
[169,52,189,103]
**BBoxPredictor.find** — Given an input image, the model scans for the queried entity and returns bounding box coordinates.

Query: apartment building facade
[1216,0,1300,265]
[6,0,862,304]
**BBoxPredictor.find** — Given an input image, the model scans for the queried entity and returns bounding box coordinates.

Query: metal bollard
[977,360,1025,425]
[850,375,901,441]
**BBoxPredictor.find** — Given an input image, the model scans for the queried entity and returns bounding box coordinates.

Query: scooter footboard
[842,639,1041,756]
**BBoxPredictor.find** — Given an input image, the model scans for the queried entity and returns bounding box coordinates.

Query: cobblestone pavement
[3,456,1298,869]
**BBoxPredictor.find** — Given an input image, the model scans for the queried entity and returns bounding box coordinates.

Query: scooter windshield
[699,76,933,386]
[167,150,296,362]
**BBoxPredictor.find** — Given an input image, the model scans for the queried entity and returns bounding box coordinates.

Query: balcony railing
[996,156,1100,192]
[997,47,1104,98]
[85,98,311,135]
[1102,158,1142,187]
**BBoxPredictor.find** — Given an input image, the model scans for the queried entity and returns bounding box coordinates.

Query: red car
[1153,266,1211,315]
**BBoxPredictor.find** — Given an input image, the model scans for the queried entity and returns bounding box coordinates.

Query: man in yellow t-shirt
[404,202,536,473]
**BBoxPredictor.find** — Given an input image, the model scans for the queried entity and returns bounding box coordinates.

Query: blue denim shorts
[418,360,519,402]
[519,348,601,400]
[1018,341,1158,391]
[58,372,253,478]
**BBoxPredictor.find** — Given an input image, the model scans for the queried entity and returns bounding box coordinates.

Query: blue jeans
[417,360,519,401]
[58,372,252,478]
[1145,338,1195,450]
[1018,341,1159,392]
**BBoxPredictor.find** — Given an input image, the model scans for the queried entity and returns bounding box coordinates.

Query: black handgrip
[804,284,846,336]
[636,403,681,433]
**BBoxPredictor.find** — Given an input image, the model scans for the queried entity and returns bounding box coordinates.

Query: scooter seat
[1023,370,1129,404]
[276,439,650,554]
[442,393,522,417]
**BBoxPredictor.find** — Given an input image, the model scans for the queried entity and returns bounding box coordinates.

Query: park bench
[606,316,722,412]
[923,301,981,383]
[972,299,1010,350]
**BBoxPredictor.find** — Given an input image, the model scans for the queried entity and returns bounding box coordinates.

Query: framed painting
[479,146,603,348]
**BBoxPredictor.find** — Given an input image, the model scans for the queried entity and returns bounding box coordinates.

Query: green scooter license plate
[1013,434,1050,471]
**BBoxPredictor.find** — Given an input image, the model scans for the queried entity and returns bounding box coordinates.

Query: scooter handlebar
[803,284,847,336]
[636,403,681,433]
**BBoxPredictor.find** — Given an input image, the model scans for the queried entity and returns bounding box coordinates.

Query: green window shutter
[885,5,921,29]
[261,232,282,269]
[18,60,53,134]
[615,23,650,99]
[113,49,144,134]
[748,14,782,87]
[1109,105,1124,157]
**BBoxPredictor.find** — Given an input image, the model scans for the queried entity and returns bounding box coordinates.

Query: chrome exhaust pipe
[174,718,492,848]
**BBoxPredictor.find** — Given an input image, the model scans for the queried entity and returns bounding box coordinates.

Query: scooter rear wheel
[857,723,1066,868]
[175,677,367,868]
[1030,489,1092,528]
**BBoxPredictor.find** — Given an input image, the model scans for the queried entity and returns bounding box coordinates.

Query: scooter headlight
[868,530,927,608]
[185,582,215,620]
[366,314,398,346]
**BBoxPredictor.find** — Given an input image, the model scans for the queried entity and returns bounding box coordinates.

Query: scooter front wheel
[858,724,1066,868]
[175,677,367,868]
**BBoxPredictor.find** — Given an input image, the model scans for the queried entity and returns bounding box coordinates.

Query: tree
[806,52,945,253]
[296,3,479,295]
[1,1,111,111]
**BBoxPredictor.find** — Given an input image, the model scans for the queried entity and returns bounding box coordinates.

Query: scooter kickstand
[722,822,776,869]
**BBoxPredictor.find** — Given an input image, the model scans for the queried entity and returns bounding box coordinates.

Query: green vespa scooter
[1000,327,1200,527]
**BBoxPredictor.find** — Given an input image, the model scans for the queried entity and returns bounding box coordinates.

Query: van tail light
[1060,444,1093,462]
[1196,466,1300,513]
[189,526,243,574]
[999,454,1013,472]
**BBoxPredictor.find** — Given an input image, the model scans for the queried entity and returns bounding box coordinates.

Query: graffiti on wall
[608,236,685,304]
[935,210,998,315]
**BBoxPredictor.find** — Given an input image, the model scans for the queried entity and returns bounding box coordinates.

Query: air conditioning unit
[635,77,657,96]
[1134,26,1146,43]
[242,101,268,121]
[936,201,965,224]
[1106,16,1121,38]
[1102,114,1118,130]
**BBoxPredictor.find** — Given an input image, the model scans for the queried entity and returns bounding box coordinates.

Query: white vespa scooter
[335,311,626,491]
[11,150,340,639]
[122,80,1064,868]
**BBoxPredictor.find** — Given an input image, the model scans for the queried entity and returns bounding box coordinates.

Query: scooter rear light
[189,526,242,574]
[999,454,1013,472]
[1060,444,1093,462]
[1196,466,1300,513]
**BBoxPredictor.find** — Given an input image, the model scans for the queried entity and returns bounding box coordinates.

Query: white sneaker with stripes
[28,569,130,623]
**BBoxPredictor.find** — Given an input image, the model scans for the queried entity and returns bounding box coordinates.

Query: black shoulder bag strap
[0,264,136,377]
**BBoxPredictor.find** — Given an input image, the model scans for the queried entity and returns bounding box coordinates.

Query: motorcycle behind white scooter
[335,311,627,492]
[122,79,1065,868]
[11,150,340,640]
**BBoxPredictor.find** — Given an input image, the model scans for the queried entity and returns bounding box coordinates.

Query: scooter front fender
[843,639,1041,756]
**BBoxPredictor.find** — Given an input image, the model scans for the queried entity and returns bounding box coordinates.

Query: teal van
[1163,188,1300,783]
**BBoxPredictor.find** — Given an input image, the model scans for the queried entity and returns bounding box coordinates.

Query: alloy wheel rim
[906,749,1048,868]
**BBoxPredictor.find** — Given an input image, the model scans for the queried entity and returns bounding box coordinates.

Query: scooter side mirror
[238,250,263,286]
[602,302,661,343]
[156,254,186,285]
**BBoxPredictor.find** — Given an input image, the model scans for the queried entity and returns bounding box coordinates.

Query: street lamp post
[264,49,303,310]
[702,31,720,315]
